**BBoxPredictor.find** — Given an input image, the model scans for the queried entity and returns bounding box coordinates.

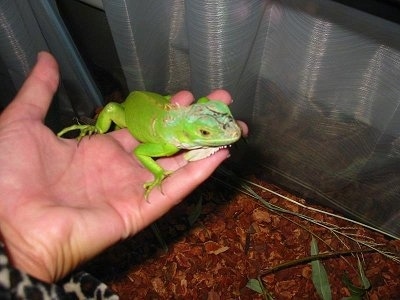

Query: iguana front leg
[133,143,180,199]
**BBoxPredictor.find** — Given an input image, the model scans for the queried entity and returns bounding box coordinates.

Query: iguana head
[177,100,241,149]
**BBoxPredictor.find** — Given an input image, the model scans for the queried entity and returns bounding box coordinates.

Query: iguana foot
[57,124,100,142]
[143,170,173,200]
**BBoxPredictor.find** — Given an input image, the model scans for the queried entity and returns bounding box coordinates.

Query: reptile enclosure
[0,0,399,298]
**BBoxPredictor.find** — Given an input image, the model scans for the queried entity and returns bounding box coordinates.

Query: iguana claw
[143,170,173,200]
[57,124,100,142]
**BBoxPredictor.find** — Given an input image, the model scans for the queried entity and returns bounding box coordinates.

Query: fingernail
[37,51,49,62]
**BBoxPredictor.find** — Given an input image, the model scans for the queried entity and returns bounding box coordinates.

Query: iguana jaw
[183,146,230,161]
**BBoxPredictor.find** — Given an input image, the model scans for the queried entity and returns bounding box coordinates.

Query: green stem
[259,249,374,277]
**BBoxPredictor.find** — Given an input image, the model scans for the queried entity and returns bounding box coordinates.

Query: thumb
[1,52,59,124]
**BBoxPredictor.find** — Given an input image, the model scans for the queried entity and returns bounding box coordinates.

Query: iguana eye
[200,129,210,136]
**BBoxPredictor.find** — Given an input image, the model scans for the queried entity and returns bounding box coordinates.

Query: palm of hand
[0,52,232,282]
[0,116,196,282]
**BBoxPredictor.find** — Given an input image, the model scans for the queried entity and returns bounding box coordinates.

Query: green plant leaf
[357,257,371,290]
[342,296,363,300]
[310,237,332,300]
[342,273,366,296]
[246,278,263,294]
[341,274,368,300]
[341,257,370,300]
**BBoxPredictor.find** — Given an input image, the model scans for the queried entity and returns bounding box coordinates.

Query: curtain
[0,0,102,122]
[1,0,399,237]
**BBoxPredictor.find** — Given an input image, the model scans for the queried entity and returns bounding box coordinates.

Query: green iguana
[58,91,242,198]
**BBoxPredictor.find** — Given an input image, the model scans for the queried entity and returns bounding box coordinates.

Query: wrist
[0,221,55,282]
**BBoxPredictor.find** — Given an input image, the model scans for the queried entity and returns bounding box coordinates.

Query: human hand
[0,52,247,283]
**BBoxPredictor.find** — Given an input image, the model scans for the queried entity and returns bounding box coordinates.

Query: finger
[237,120,249,137]
[170,90,195,106]
[3,52,59,122]
[141,149,229,220]
[206,89,232,104]
[169,89,233,106]
[108,128,139,152]
[165,149,229,198]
